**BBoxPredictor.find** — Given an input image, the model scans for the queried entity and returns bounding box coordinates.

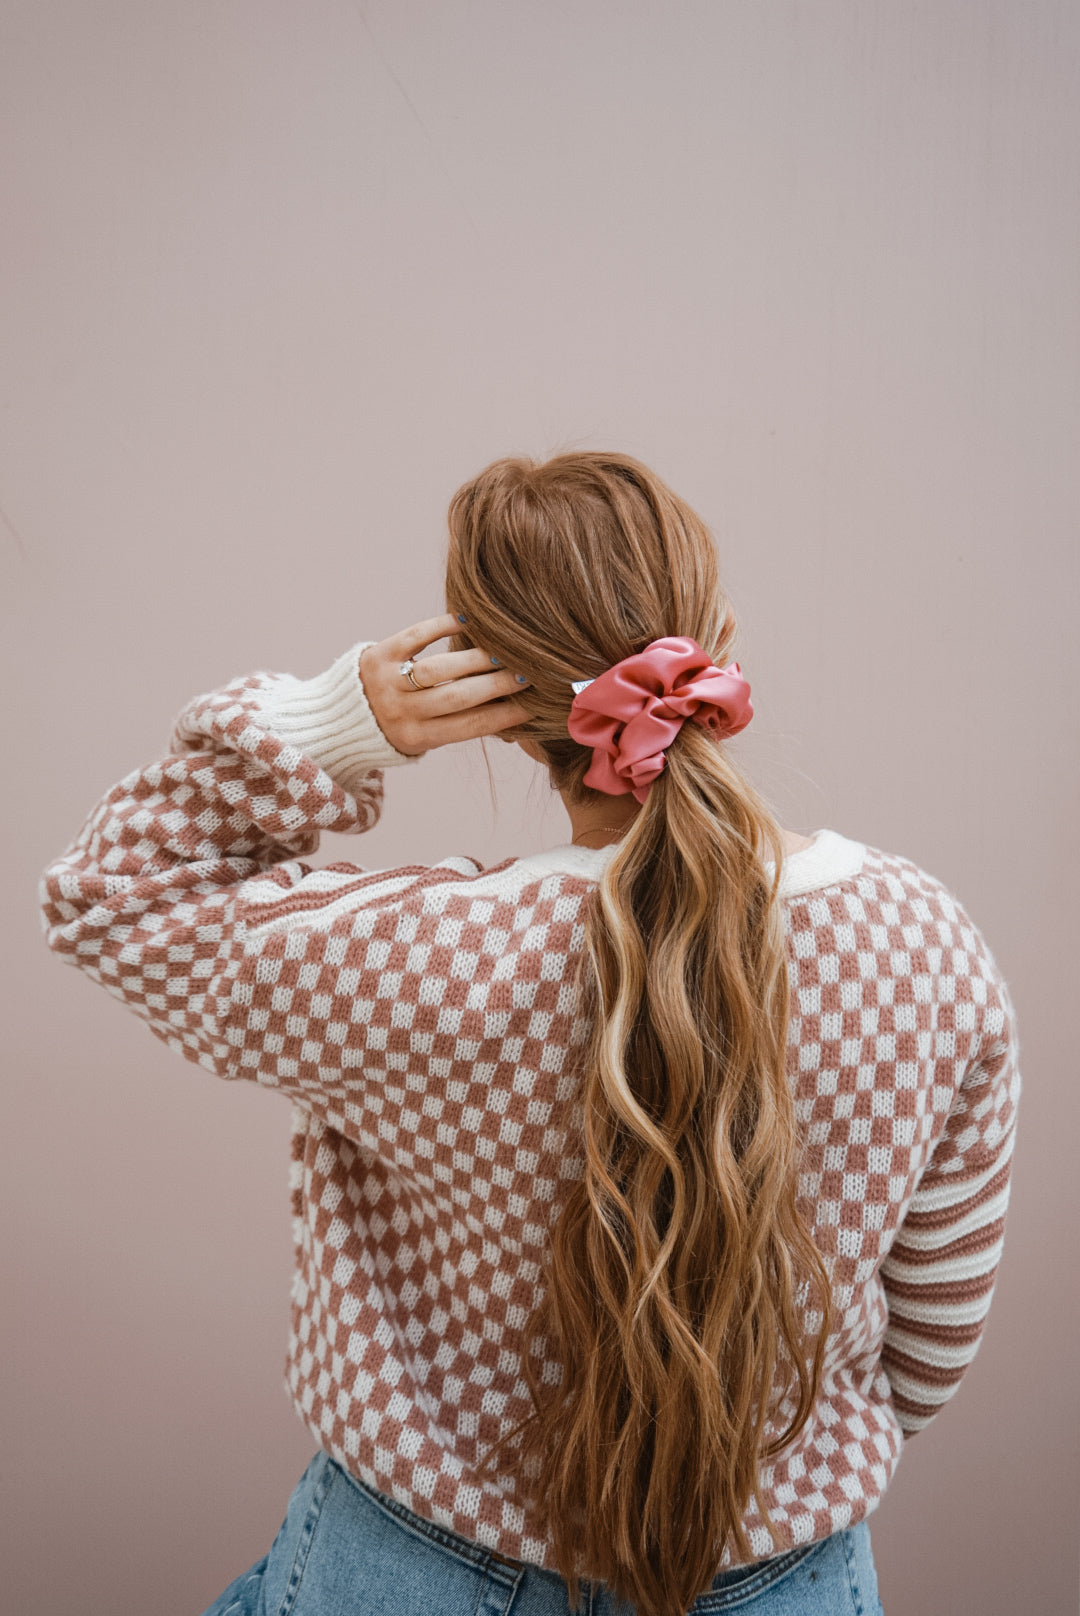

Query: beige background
[3,3,1077,1612]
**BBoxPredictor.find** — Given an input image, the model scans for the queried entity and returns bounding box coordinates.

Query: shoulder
[786,838,1015,1045]
[852,842,1002,969]
[786,834,990,937]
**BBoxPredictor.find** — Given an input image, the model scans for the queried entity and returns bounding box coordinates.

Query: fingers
[364,614,537,756]
[403,666,528,718]
[420,697,533,749]
[404,645,512,688]
[382,614,528,688]
[386,613,463,662]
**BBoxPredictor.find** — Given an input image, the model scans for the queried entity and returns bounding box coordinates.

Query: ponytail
[447,452,833,1616]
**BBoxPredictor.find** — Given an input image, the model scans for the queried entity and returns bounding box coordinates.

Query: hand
[359,613,533,757]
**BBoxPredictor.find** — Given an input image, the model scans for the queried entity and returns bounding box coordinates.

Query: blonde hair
[443,452,832,1616]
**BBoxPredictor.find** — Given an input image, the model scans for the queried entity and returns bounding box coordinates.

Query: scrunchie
[566,635,753,804]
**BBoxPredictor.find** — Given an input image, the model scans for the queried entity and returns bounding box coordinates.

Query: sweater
[39,637,1022,1570]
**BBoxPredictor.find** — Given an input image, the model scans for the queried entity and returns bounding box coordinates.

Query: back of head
[444,452,832,1616]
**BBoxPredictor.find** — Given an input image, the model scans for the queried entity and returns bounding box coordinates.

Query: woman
[40,452,1020,1616]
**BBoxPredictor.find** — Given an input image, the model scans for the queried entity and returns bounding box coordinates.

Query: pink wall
[4,3,1077,1612]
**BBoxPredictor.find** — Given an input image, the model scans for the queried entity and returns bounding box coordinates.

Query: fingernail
[516,674,527,683]
[491,655,501,665]
[456,613,467,623]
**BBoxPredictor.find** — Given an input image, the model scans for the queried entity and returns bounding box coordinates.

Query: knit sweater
[39,637,1021,1570]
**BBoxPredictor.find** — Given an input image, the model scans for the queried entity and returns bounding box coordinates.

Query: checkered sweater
[39,638,1021,1570]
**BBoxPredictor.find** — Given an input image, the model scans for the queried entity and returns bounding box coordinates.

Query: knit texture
[39,637,1021,1571]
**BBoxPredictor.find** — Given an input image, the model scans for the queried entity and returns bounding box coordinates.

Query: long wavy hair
[443,452,832,1616]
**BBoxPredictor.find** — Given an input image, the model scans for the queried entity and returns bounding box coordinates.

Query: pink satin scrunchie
[566,635,753,804]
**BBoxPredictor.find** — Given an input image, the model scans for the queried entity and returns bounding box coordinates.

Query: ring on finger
[399,658,424,691]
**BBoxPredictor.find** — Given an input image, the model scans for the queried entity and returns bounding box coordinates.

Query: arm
[38,617,532,1089]
[879,967,1022,1434]
[38,638,420,1080]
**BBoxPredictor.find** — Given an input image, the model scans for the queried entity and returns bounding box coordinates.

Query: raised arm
[38,638,420,1078]
[38,618,531,1091]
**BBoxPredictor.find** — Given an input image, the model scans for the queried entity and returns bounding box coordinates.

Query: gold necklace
[570,825,631,847]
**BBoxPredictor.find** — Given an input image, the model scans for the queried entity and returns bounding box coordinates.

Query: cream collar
[510,828,866,898]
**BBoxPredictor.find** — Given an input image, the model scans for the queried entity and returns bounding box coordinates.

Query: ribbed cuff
[259,638,422,799]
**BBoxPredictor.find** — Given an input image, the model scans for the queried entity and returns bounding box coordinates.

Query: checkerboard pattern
[39,646,1021,1575]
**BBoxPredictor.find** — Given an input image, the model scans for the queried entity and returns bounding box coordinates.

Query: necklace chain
[570,825,631,847]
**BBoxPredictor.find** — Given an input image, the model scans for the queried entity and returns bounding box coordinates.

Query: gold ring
[399,659,424,691]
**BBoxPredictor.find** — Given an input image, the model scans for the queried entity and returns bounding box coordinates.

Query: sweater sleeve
[878,960,1022,1436]
[38,638,422,1083]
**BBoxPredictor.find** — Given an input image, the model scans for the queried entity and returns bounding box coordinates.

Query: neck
[564,793,643,847]
[563,792,815,857]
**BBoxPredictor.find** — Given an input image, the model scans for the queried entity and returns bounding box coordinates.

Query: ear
[506,734,545,764]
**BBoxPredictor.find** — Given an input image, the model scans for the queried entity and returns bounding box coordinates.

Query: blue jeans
[201,1450,884,1616]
